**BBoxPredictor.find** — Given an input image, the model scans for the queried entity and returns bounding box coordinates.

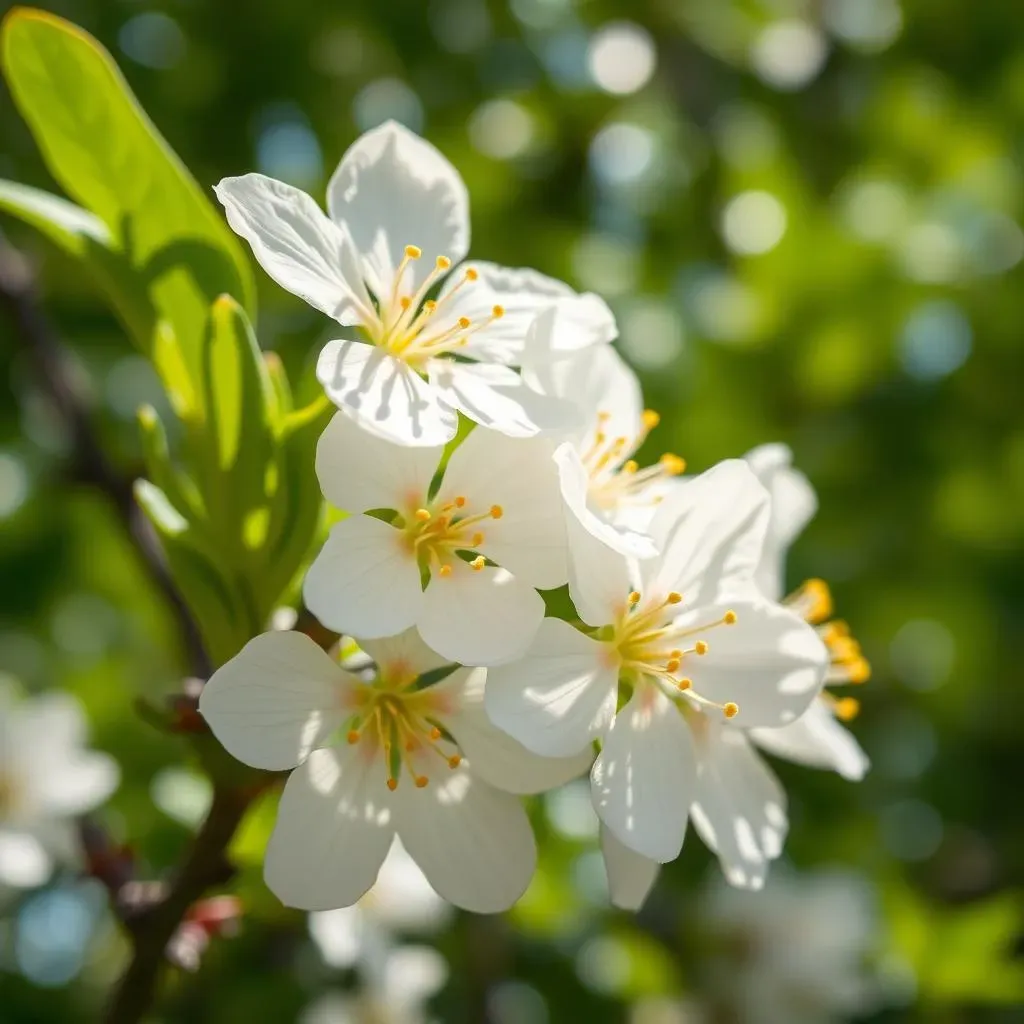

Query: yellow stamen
[415,775,429,788]
[623,460,639,474]
[490,505,503,519]
[628,591,641,606]
[642,409,660,430]
[387,778,398,791]
[470,556,486,571]
[659,454,686,475]
[492,304,505,318]
[723,610,737,625]
[414,508,431,522]
[694,640,708,655]
[723,702,739,719]
[465,267,479,281]
[667,592,683,604]
[438,565,453,578]
[346,730,360,744]
[834,697,860,722]
[405,245,422,259]
[678,678,692,691]
[448,755,462,769]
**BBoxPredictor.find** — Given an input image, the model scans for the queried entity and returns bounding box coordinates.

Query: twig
[0,235,210,677]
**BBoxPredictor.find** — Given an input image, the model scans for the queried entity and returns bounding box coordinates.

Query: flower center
[363,244,504,367]
[400,496,503,578]
[582,409,686,514]
[608,590,741,719]
[344,666,463,792]
[785,578,871,721]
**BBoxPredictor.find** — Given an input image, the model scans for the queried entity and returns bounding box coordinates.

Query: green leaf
[1,7,255,394]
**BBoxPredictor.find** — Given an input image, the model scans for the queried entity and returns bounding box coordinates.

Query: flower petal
[326,121,470,295]
[393,769,536,913]
[427,360,578,440]
[677,600,828,728]
[438,666,593,794]
[522,292,618,364]
[600,825,660,911]
[265,746,395,910]
[317,339,458,447]
[199,631,352,771]
[745,443,818,601]
[315,412,441,515]
[215,174,370,324]
[690,726,787,891]
[436,261,576,363]
[304,516,424,639]
[591,685,695,863]
[645,460,770,605]
[752,700,869,781]
[485,618,617,758]
[358,629,454,680]
[437,428,568,589]
[417,562,543,667]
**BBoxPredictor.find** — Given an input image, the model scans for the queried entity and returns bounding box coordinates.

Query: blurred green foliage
[1,0,1023,1021]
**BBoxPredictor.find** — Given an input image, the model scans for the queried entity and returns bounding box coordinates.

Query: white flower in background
[304,414,568,666]
[199,629,590,913]
[697,867,881,1024]
[486,461,828,888]
[0,685,118,890]
[216,120,614,446]
[744,444,871,782]
[522,303,686,557]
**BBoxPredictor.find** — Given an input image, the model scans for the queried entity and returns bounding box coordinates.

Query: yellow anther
[405,245,422,259]
[723,702,740,719]
[723,610,737,625]
[669,649,682,659]
[470,556,486,571]
[346,730,360,744]
[623,460,639,474]
[387,778,398,791]
[793,578,833,625]
[448,755,462,769]
[846,658,871,684]
[400,296,412,310]
[834,697,860,721]
[594,431,607,445]
[642,409,660,430]
[667,592,683,604]
[628,591,641,606]
[414,775,429,788]
[665,658,681,674]
[659,454,686,475]
[694,640,709,655]
[429,727,442,740]
[458,316,471,329]
[438,565,453,578]
[597,411,611,421]
[830,637,861,662]
[492,304,505,318]
[414,508,431,522]
[490,505,504,519]
[424,299,437,312]
[436,255,452,270]
[678,678,692,691]
[454,496,467,508]
[465,267,479,281]
[471,532,485,546]
[404,739,417,752]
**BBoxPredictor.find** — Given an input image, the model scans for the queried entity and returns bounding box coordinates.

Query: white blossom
[304,415,569,666]
[199,629,590,913]
[486,461,828,888]
[0,685,118,890]
[216,121,613,446]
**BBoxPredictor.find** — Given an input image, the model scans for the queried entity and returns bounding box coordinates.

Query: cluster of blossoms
[201,122,871,915]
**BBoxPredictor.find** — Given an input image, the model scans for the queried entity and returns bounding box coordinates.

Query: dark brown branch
[0,235,210,677]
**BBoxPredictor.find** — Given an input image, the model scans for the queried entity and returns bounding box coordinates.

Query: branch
[0,235,210,677]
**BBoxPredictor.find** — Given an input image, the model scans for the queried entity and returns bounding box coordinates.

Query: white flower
[697,867,881,1024]
[486,461,828,887]
[216,120,612,446]
[199,629,590,914]
[304,414,568,666]
[522,304,686,557]
[744,444,871,782]
[0,685,118,890]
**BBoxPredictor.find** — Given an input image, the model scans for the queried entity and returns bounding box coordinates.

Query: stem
[0,235,210,677]
[104,784,254,1024]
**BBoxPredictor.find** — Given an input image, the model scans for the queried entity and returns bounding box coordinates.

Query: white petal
[199,632,352,771]
[591,685,695,863]
[417,562,543,667]
[0,829,52,888]
[427,360,578,440]
[646,460,771,605]
[521,292,618,365]
[690,726,787,891]
[326,121,470,295]
[315,412,442,514]
[438,666,593,794]
[358,629,454,680]
[215,174,369,324]
[485,619,617,758]
[394,770,536,913]
[600,825,660,911]
[317,339,458,447]
[745,443,818,601]
[436,261,576,363]
[265,746,395,910]
[752,700,869,781]
[677,600,828,728]
[437,428,568,589]
[303,517,424,639]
